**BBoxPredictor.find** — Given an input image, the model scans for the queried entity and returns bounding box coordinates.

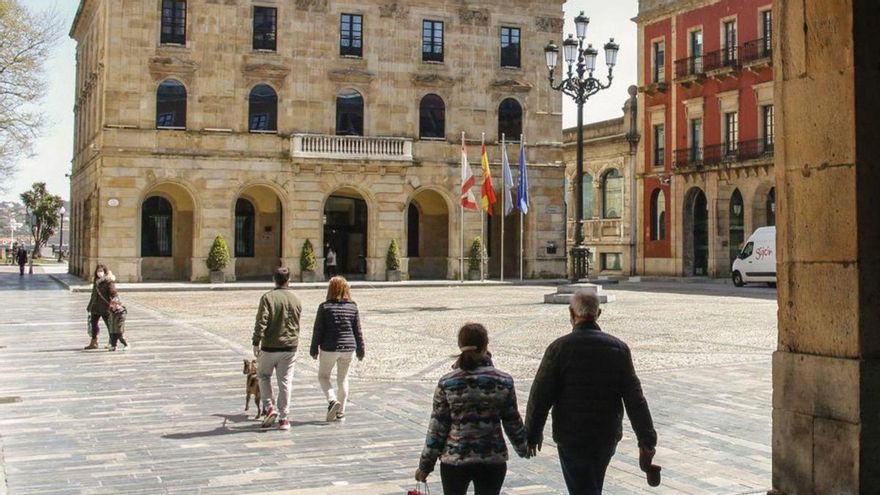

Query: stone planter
[386,270,401,282]
[209,270,225,283]
[468,269,481,281]
[301,270,317,283]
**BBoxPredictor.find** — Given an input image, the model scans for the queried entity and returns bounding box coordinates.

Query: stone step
[543,292,616,304]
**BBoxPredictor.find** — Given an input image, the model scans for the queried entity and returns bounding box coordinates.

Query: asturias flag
[517,141,529,214]
[501,142,515,216]
[480,143,497,214]
[460,140,478,210]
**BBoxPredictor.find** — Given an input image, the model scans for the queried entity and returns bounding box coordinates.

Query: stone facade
[635,0,776,278]
[68,0,567,282]
[562,92,638,278]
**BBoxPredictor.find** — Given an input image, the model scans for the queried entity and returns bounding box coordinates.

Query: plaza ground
[0,266,776,494]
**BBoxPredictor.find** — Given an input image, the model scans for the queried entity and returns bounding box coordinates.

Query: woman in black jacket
[84,264,118,350]
[310,276,365,422]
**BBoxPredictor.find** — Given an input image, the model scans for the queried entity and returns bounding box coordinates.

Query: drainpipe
[625,85,640,277]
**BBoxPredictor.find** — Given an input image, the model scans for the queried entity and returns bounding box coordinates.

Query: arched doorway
[324,188,368,278]
[683,187,708,276]
[140,183,196,281]
[234,185,283,280]
[407,189,450,279]
[766,187,776,227]
[729,189,745,270]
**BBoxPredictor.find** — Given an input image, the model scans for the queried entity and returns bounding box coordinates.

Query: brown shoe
[83,338,98,350]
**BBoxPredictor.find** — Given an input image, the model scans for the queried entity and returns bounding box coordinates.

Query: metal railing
[291,134,413,161]
[703,47,740,72]
[675,55,704,79]
[742,38,772,63]
[674,139,774,170]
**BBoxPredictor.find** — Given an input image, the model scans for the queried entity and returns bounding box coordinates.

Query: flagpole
[480,132,485,282]
[520,134,525,282]
[500,133,505,282]
[460,131,465,283]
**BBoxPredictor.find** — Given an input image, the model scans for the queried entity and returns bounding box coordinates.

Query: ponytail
[455,323,489,371]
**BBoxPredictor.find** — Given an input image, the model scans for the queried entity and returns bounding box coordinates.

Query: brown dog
[243,359,264,420]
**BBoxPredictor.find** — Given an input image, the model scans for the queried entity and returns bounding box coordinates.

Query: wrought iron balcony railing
[674,139,774,170]
[742,38,773,63]
[674,55,704,79]
[703,47,740,72]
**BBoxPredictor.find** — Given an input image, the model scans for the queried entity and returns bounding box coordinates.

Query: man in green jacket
[252,267,302,431]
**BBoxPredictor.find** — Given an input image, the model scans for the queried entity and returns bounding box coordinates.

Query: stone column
[772,1,880,493]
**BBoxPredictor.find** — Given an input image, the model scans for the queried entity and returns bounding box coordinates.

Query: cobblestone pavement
[0,270,776,494]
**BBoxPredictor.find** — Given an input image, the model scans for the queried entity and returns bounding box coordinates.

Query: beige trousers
[317,350,355,412]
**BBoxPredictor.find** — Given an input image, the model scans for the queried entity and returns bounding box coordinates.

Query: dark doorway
[729,189,745,269]
[684,188,709,276]
[324,194,368,276]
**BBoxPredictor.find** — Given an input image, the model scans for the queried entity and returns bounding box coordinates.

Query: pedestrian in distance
[525,290,658,495]
[84,264,117,350]
[415,323,530,495]
[309,276,365,422]
[252,267,302,431]
[325,246,338,277]
[16,246,28,276]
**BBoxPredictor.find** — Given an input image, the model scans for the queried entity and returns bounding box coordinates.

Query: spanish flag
[480,143,497,214]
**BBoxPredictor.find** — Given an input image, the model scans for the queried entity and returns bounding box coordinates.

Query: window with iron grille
[653,124,665,167]
[340,14,363,57]
[761,10,772,56]
[253,7,277,51]
[500,27,521,67]
[723,21,737,64]
[725,112,738,154]
[763,105,775,150]
[653,41,665,83]
[422,20,444,62]
[160,0,186,45]
[142,196,173,257]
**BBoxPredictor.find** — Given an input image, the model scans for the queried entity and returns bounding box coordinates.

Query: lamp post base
[570,244,590,283]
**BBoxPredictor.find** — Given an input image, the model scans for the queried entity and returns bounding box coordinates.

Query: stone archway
[406,188,451,279]
[140,182,197,281]
[323,188,369,278]
[234,184,283,280]
[683,187,708,276]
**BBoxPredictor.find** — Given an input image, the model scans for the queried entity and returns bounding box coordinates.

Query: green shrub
[468,237,485,272]
[206,235,230,271]
[386,239,401,271]
[300,239,317,272]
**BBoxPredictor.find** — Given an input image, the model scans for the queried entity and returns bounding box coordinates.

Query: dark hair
[455,323,489,371]
[274,267,291,286]
[94,264,108,281]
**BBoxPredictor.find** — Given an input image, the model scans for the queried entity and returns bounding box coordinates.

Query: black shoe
[326,400,342,422]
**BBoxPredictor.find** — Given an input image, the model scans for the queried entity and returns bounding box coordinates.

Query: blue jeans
[557,443,617,495]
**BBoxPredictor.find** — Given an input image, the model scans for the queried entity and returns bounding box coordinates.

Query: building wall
[69,0,568,282]
[636,0,776,278]
[562,95,638,278]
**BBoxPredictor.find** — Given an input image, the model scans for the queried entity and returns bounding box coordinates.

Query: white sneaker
[326,401,343,422]
[123,343,130,351]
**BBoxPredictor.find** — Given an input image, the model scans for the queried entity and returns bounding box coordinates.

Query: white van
[731,226,776,287]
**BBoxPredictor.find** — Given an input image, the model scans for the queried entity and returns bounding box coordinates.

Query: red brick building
[635,0,776,278]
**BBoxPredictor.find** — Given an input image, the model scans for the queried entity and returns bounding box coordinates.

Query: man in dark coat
[525,290,657,494]
[16,247,28,276]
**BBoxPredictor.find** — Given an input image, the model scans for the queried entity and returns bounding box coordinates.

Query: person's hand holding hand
[527,441,542,458]
[414,469,429,483]
[253,345,261,358]
[639,447,656,472]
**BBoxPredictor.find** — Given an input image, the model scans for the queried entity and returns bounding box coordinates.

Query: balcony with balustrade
[673,138,775,172]
[290,134,414,162]
[674,55,706,87]
[703,46,740,78]
[742,38,773,70]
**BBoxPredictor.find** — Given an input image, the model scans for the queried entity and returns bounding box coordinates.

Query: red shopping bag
[407,482,430,495]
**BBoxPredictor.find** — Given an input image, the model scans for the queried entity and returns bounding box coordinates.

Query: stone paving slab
[0,273,774,494]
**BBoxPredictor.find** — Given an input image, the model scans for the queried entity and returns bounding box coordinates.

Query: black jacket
[309,300,365,357]
[525,320,657,449]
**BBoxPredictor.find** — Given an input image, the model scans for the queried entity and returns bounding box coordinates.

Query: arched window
[650,189,667,241]
[498,98,522,141]
[766,187,776,226]
[419,94,445,139]
[156,80,187,129]
[248,84,278,132]
[601,169,623,219]
[581,173,594,219]
[235,198,255,258]
[336,89,364,136]
[142,196,173,257]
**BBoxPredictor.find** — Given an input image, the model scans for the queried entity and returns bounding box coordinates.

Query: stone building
[635,0,776,278]
[562,92,638,277]
[68,0,568,282]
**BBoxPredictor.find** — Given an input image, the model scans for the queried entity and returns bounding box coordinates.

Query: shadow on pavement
[162,415,329,440]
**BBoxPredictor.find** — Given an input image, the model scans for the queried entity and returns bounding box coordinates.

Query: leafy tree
[0,1,62,191]
[19,182,61,257]
[206,235,230,271]
[300,239,317,272]
[386,239,401,271]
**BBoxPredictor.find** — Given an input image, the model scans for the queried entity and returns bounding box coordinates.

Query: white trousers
[317,350,355,412]
[257,351,296,420]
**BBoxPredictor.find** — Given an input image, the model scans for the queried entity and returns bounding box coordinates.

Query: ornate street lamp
[545,12,620,282]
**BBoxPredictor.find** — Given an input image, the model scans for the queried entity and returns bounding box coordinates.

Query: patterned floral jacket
[418,358,529,474]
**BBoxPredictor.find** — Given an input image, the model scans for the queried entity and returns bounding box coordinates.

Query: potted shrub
[300,239,317,282]
[206,234,230,283]
[386,239,402,281]
[468,237,485,281]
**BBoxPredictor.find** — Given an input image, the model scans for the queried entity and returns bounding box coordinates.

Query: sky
[2,0,638,202]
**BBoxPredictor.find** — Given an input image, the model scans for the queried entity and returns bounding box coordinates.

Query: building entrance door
[324,194,368,277]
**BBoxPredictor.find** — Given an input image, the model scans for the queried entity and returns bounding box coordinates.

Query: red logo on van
[755,247,773,260]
